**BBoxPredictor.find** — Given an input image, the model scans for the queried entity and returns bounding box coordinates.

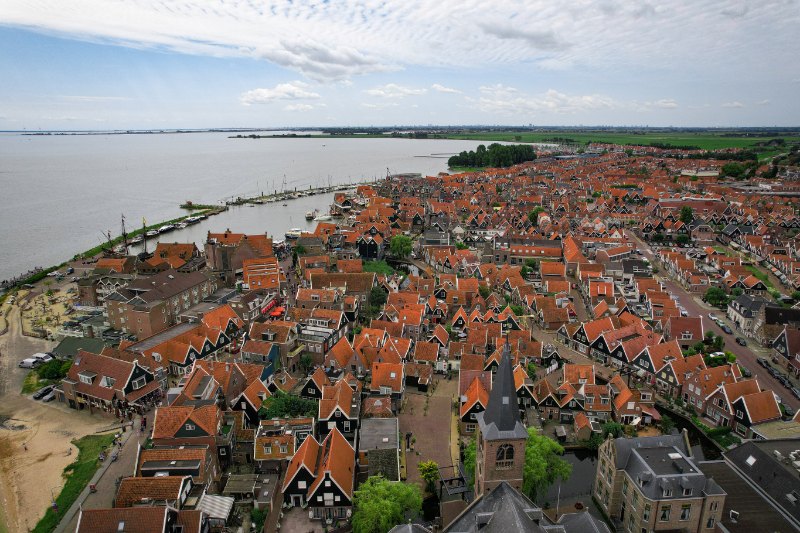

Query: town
[3,141,800,533]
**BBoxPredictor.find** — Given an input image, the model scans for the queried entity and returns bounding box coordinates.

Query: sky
[0,0,798,130]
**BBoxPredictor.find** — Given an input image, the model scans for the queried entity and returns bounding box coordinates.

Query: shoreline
[1,180,377,300]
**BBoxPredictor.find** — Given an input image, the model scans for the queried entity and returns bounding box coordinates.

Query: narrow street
[630,233,800,410]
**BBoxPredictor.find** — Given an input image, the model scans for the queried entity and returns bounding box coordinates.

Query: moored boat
[285,228,302,239]
[158,224,175,233]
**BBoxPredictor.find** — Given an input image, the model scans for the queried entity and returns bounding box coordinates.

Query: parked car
[720,324,733,335]
[735,337,747,346]
[792,387,800,401]
[33,385,55,400]
[708,312,718,321]
[41,390,56,402]
[32,353,54,364]
[739,365,752,378]
[784,404,796,419]
[18,358,40,369]
[757,357,769,368]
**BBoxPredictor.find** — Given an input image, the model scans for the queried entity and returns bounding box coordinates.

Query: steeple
[478,340,527,440]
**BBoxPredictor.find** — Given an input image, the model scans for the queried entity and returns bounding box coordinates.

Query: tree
[528,207,545,226]
[679,206,694,224]
[455,242,468,250]
[369,286,388,308]
[675,234,690,246]
[352,476,422,533]
[659,415,676,435]
[522,427,572,501]
[390,235,413,259]
[299,354,314,373]
[652,233,664,242]
[704,287,730,307]
[478,285,491,299]
[600,422,624,439]
[418,460,439,492]
[258,390,317,419]
[463,437,477,486]
[526,362,537,380]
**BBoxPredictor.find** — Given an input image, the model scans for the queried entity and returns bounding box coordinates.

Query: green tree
[659,415,676,435]
[299,354,314,373]
[526,362,537,380]
[478,285,491,299]
[455,242,468,250]
[679,206,694,223]
[294,244,307,256]
[390,235,413,259]
[675,234,690,246]
[704,287,730,307]
[652,233,665,242]
[601,422,624,439]
[352,476,422,533]
[463,437,477,486]
[528,207,545,226]
[721,162,746,179]
[522,428,572,501]
[258,390,317,419]
[418,460,439,492]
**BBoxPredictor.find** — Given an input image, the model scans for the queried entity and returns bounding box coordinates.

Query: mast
[120,214,129,255]
[142,217,148,255]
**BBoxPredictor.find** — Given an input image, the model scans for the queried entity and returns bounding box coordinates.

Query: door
[291,495,303,506]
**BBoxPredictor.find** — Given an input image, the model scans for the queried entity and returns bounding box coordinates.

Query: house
[136,446,217,491]
[318,380,360,441]
[59,350,161,415]
[727,294,771,336]
[357,418,400,482]
[253,417,314,467]
[460,376,489,435]
[151,404,233,471]
[114,475,194,508]
[594,432,726,533]
[370,362,405,408]
[664,316,704,350]
[281,427,355,521]
[772,326,800,377]
[76,506,208,533]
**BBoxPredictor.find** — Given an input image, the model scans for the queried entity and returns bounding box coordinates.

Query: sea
[0,131,500,281]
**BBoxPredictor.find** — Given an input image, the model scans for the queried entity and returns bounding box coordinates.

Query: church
[394,344,611,532]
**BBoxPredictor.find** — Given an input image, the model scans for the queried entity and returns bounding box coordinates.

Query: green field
[437,131,800,151]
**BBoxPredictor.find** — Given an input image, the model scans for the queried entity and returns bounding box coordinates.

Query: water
[538,448,598,506]
[0,132,499,280]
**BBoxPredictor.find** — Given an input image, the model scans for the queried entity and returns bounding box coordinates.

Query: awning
[261,299,277,314]
[270,307,285,317]
[197,493,234,520]
[641,405,662,421]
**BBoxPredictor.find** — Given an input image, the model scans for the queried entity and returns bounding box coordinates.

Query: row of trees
[448,143,536,168]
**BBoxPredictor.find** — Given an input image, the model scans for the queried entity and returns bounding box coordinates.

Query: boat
[313,213,332,221]
[305,211,315,220]
[145,229,159,238]
[285,228,302,240]
[282,202,288,206]
[129,235,143,244]
[177,222,188,229]
[158,224,175,233]
[184,216,201,224]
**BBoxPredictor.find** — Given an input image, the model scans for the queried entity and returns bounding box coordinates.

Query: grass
[21,371,58,394]
[363,260,395,276]
[448,166,487,173]
[32,433,116,533]
[745,265,775,289]
[713,246,727,254]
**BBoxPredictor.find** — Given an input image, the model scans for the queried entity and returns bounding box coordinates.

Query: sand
[0,399,113,532]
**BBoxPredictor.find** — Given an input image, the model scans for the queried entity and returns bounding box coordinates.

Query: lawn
[21,371,58,394]
[745,265,775,289]
[363,260,395,276]
[32,433,116,533]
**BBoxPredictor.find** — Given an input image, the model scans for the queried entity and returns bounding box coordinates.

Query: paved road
[630,234,800,410]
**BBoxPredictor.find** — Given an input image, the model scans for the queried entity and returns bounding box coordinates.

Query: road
[629,233,800,410]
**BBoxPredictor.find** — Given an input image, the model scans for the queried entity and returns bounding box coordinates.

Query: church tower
[474,341,528,497]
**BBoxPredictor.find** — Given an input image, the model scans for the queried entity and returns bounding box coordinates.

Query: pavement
[630,234,800,410]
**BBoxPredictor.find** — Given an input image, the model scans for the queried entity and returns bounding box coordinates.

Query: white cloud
[755,99,770,106]
[431,83,461,94]
[285,104,314,112]
[361,102,399,109]
[652,99,678,109]
[364,84,426,98]
[2,0,795,86]
[240,81,320,105]
[477,86,616,115]
[721,101,744,108]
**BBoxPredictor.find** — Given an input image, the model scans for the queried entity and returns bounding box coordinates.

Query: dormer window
[100,376,116,388]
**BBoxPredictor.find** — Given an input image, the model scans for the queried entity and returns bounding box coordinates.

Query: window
[297,480,307,489]
[132,376,146,390]
[683,487,692,496]
[263,445,272,455]
[496,444,514,469]
[680,504,691,521]
[706,518,715,529]
[219,448,227,456]
[643,503,651,521]
[79,374,94,385]
[623,478,629,495]
[662,487,672,497]
[736,424,748,436]
[307,387,314,394]
[465,423,476,433]
[660,505,671,521]
[185,424,195,431]
[710,501,718,511]
[280,445,288,454]
[735,410,744,419]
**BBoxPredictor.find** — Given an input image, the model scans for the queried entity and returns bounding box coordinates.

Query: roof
[152,405,220,439]
[114,476,190,507]
[477,343,527,441]
[76,507,175,533]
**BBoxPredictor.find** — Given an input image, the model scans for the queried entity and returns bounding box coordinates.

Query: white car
[32,353,54,364]
[18,358,40,369]
[707,313,718,321]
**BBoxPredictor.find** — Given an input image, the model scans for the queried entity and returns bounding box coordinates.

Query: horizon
[1,1,799,130]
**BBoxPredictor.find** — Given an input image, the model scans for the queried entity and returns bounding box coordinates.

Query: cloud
[58,95,130,102]
[284,103,314,112]
[240,81,320,105]
[477,23,569,51]
[431,83,461,94]
[755,99,770,106]
[477,85,616,115]
[652,99,678,109]
[364,84,426,98]
[721,101,744,108]
[255,40,389,81]
[361,102,399,109]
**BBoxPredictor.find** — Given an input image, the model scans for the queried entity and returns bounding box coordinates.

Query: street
[630,234,800,410]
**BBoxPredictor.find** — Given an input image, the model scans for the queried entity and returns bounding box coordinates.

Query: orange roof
[460,376,489,418]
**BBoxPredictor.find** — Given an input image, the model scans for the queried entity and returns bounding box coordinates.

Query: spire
[482,340,521,433]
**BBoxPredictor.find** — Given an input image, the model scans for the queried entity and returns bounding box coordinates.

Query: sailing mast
[120,214,129,255]
[142,217,148,255]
